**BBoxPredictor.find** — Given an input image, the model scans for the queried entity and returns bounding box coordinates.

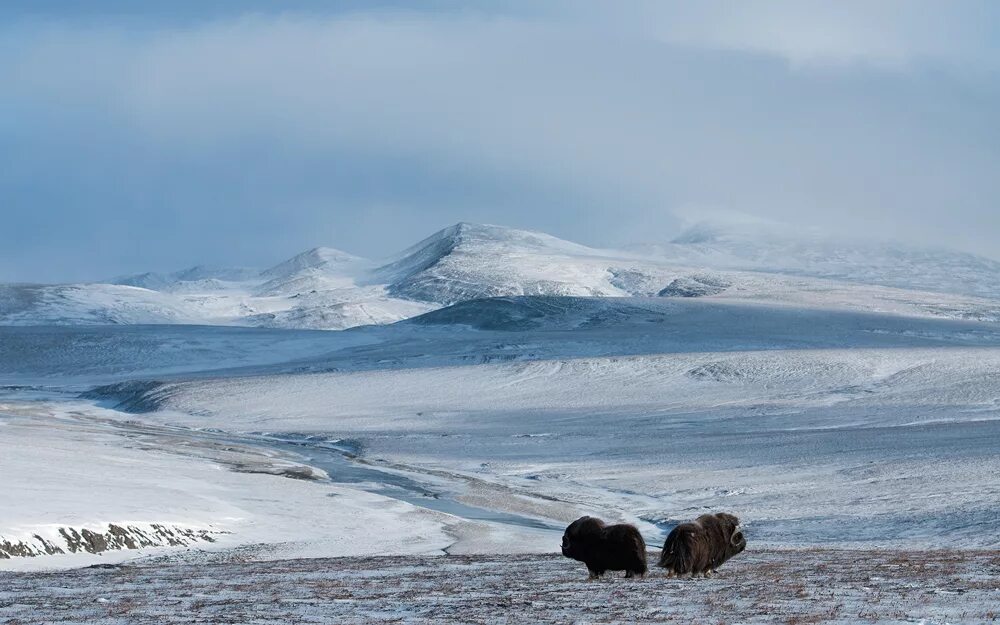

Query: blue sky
[2,1,998,282]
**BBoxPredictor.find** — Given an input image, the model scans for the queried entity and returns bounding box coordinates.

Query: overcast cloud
[1,1,998,282]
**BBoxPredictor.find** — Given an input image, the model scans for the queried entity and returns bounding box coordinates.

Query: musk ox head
[727,529,747,559]
[707,512,746,565]
[561,516,605,560]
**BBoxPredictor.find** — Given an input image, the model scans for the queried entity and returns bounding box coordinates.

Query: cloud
[546,0,1000,71]
[1,4,998,281]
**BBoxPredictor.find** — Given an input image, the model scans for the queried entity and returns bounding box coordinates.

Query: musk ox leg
[587,568,603,580]
[702,570,714,578]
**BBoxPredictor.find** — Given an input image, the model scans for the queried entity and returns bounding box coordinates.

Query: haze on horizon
[2,1,998,283]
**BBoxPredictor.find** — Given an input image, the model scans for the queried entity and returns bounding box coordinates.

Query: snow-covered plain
[4,296,1000,563]
[0,398,558,570]
[0,324,370,387]
[92,303,1000,550]
[3,224,1000,622]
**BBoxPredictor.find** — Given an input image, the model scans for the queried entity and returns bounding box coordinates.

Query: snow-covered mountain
[373,222,635,304]
[114,266,260,291]
[257,247,371,295]
[3,221,1000,330]
[641,219,1000,300]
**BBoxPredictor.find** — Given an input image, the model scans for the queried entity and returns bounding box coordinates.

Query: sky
[1,1,998,282]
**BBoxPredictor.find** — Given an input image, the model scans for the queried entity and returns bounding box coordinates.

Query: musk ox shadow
[561,516,648,579]
[658,512,746,578]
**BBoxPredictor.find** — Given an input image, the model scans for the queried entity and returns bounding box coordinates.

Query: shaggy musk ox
[657,512,746,577]
[561,516,648,579]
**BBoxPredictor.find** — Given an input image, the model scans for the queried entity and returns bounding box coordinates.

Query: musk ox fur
[561,516,648,579]
[657,512,746,577]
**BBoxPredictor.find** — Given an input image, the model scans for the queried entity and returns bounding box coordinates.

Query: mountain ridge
[4,221,1000,330]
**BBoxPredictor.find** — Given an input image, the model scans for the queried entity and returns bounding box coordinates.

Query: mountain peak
[111,265,258,290]
[434,222,539,243]
[373,222,597,287]
[261,246,367,281]
[433,222,599,253]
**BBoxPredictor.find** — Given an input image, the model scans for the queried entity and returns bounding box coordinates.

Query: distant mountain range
[2,221,999,330]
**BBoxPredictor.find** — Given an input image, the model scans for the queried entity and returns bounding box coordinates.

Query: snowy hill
[257,247,371,296]
[3,222,1000,330]
[113,266,259,291]
[644,219,1000,300]
[374,222,626,304]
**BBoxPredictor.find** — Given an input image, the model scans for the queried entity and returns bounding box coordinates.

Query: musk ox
[657,512,746,577]
[561,516,648,579]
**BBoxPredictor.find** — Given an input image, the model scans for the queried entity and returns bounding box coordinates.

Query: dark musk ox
[561,516,648,579]
[657,512,746,578]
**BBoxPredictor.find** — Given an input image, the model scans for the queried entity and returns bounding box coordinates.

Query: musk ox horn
[730,530,744,546]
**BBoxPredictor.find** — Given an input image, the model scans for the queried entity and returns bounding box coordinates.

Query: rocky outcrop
[658,275,731,298]
[0,523,220,559]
